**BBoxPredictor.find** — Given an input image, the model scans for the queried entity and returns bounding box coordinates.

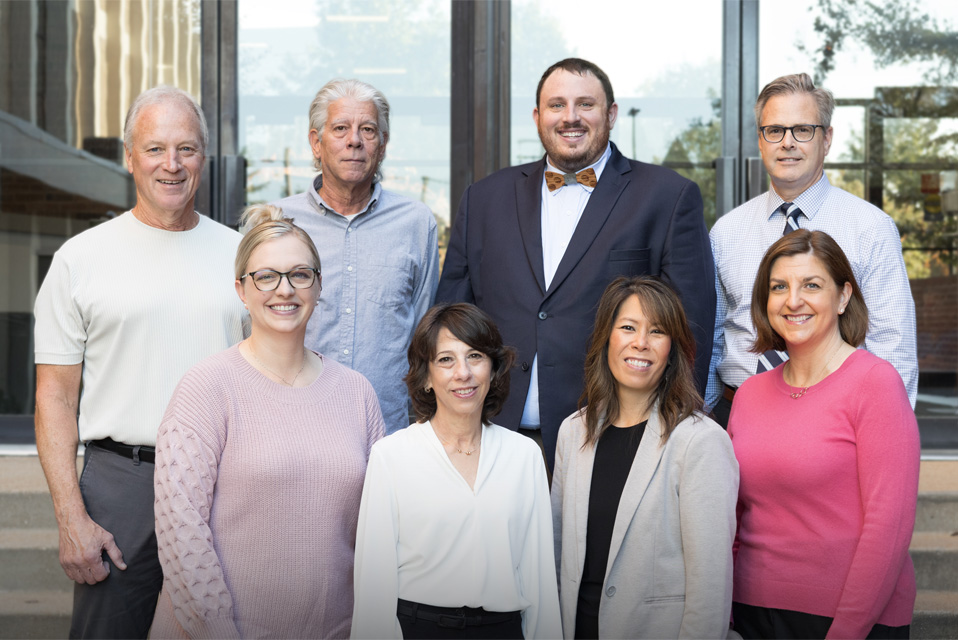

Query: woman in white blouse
[351,303,561,639]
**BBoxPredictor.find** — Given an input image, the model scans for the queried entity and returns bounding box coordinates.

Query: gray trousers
[71,444,163,639]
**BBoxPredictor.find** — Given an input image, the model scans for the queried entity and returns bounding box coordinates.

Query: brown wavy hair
[751,229,867,352]
[579,276,702,447]
[405,303,516,425]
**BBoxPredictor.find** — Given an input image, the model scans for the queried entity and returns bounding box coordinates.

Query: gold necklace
[784,342,845,399]
[433,426,481,455]
[248,343,307,387]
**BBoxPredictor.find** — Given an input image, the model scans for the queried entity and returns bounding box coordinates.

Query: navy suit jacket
[436,143,715,469]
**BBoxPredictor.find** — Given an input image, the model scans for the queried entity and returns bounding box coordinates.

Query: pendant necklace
[248,343,307,387]
[784,342,845,399]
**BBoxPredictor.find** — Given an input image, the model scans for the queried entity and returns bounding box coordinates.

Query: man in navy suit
[437,58,715,470]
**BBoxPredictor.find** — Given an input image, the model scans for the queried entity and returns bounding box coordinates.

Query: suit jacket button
[538,311,548,320]
[521,362,530,372]
[606,586,616,597]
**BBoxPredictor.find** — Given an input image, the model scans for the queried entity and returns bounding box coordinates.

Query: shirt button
[606,586,616,597]
[343,349,350,355]
[346,308,352,314]
[347,228,352,233]
[538,311,548,320]
[347,265,353,272]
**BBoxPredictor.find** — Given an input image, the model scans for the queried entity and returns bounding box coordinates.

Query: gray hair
[754,72,835,130]
[235,204,321,279]
[308,78,390,181]
[124,85,209,154]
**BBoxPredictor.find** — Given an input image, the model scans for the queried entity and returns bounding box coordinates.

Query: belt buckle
[437,613,467,630]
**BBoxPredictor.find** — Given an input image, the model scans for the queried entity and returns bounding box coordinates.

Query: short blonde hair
[234,204,321,278]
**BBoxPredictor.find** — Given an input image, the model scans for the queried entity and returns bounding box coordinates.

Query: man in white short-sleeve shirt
[33,86,246,639]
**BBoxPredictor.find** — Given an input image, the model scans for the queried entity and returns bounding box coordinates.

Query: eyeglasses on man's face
[240,268,320,291]
[759,124,825,144]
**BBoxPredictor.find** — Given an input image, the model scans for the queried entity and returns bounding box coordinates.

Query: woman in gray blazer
[552,276,739,639]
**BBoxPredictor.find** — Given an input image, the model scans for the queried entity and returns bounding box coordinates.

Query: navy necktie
[756,202,804,374]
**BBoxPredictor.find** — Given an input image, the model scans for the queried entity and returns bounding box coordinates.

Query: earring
[424,386,432,393]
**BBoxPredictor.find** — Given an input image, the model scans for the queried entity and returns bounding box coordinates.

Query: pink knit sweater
[153,345,385,639]
[729,349,919,639]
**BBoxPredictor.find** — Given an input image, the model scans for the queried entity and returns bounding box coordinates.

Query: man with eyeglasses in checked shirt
[707,72,917,427]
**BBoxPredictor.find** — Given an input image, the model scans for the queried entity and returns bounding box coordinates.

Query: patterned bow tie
[544,168,597,192]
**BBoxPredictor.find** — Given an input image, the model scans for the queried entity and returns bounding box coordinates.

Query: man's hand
[57,511,127,584]
[35,363,128,584]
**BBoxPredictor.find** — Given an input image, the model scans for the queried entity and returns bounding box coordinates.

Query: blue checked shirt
[274,176,439,433]
[707,172,917,408]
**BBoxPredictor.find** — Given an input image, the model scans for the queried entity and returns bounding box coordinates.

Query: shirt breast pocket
[608,248,651,277]
[364,257,415,310]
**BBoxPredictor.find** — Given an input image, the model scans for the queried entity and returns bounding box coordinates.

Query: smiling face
[533,69,618,174]
[310,97,386,192]
[126,100,205,224]
[758,92,833,201]
[607,294,671,410]
[767,252,851,351]
[235,234,320,338]
[427,327,492,426]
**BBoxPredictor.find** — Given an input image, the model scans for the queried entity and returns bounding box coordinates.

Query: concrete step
[914,590,958,639]
[0,590,71,639]
[0,529,72,593]
[918,493,958,533]
[912,531,958,592]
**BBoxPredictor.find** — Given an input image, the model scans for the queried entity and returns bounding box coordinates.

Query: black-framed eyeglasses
[240,268,320,291]
[759,124,825,143]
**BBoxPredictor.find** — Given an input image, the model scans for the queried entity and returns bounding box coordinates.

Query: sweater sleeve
[350,445,403,640]
[826,360,919,639]
[363,380,386,458]
[519,447,563,640]
[154,372,241,640]
[677,421,739,639]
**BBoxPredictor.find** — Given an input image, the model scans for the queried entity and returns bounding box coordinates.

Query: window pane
[0,0,201,426]
[510,0,723,225]
[238,0,451,234]
[761,0,958,443]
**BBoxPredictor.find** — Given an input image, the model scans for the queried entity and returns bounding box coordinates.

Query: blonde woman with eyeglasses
[152,204,384,639]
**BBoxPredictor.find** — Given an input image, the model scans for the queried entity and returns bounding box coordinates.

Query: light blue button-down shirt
[708,172,918,409]
[274,176,439,433]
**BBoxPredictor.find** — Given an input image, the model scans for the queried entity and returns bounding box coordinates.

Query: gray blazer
[551,407,739,639]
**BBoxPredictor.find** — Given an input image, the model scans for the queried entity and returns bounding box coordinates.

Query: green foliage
[799,0,958,85]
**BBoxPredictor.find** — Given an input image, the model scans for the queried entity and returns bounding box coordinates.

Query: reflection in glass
[510,0,723,225]
[0,0,200,423]
[761,0,958,443]
[238,0,451,242]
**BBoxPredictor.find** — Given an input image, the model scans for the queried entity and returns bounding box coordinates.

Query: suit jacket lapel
[605,408,666,580]
[515,161,547,295]
[545,144,632,299]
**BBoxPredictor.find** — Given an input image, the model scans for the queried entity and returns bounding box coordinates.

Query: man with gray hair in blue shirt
[273,78,439,433]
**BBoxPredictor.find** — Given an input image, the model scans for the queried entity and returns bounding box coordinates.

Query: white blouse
[351,421,561,639]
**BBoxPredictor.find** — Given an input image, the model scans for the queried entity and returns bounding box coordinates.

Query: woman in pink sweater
[152,205,385,639]
[728,230,919,639]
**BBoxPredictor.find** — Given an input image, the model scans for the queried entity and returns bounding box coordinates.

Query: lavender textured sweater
[153,345,385,639]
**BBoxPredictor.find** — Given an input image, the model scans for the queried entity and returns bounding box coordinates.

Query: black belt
[90,437,155,464]
[397,599,520,630]
[722,384,738,403]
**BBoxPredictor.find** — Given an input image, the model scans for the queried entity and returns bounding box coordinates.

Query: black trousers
[71,444,163,639]
[733,601,909,639]
[397,600,523,639]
